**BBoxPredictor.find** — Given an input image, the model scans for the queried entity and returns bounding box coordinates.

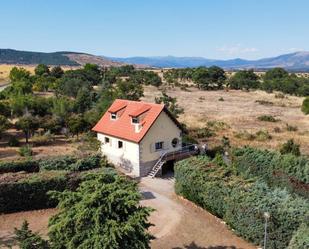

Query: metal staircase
[147,152,167,178]
[147,144,199,178]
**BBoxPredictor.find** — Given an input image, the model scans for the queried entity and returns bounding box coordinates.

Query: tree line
[0,64,164,144]
[163,66,309,96]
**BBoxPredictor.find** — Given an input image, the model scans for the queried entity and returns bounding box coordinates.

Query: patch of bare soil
[142,86,309,155]
[0,208,58,248]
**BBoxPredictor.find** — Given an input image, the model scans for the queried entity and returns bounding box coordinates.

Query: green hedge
[0,154,105,173]
[175,156,309,248]
[38,155,77,170]
[288,223,309,249]
[0,155,109,213]
[0,171,70,213]
[0,160,39,173]
[233,147,309,197]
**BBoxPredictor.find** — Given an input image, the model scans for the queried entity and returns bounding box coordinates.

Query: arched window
[171,138,179,148]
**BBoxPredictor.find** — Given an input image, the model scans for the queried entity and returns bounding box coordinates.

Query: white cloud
[217,44,258,55]
[287,47,303,52]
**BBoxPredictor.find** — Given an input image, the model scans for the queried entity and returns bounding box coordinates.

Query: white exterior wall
[97,133,140,176]
[140,111,182,165]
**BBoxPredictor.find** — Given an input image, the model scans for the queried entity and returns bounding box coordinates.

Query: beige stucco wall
[97,133,140,176]
[140,111,182,163]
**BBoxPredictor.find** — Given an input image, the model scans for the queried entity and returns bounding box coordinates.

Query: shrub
[8,136,20,147]
[175,156,309,248]
[14,220,49,249]
[233,147,309,196]
[280,139,301,156]
[255,130,272,141]
[32,132,54,146]
[257,115,278,122]
[48,171,154,248]
[255,100,273,106]
[38,155,77,171]
[286,123,298,131]
[70,154,104,171]
[0,171,69,213]
[0,160,39,174]
[18,145,33,157]
[275,93,285,99]
[234,130,255,141]
[218,97,224,101]
[288,223,309,249]
[301,97,309,115]
[273,127,281,133]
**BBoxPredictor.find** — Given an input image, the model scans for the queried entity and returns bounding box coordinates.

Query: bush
[288,223,309,249]
[257,115,278,122]
[0,171,69,213]
[48,170,153,248]
[280,139,301,156]
[233,147,309,196]
[301,97,309,115]
[14,220,49,249]
[38,155,77,171]
[18,145,33,157]
[8,136,20,147]
[32,132,54,146]
[70,154,104,171]
[0,160,39,173]
[234,130,255,140]
[286,123,298,131]
[255,130,272,141]
[175,156,309,248]
[255,100,273,106]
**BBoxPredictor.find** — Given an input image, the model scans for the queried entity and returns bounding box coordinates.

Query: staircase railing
[147,144,198,177]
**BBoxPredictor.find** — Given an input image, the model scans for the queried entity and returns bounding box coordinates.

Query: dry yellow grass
[142,85,309,154]
[0,64,79,84]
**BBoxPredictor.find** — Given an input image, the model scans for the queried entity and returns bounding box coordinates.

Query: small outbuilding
[92,99,184,177]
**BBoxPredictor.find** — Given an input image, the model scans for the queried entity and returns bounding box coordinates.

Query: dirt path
[140,176,256,249]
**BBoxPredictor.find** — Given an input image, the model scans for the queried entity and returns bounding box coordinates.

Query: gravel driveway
[140,176,256,249]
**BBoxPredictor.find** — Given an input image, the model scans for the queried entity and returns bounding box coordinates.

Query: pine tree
[48,170,154,249]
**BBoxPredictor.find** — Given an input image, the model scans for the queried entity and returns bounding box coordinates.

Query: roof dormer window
[132,117,139,124]
[111,113,117,120]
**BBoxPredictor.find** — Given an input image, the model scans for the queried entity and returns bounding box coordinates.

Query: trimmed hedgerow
[0,171,69,213]
[175,156,309,249]
[0,154,105,173]
[38,155,77,171]
[70,154,105,171]
[233,147,309,197]
[0,160,39,173]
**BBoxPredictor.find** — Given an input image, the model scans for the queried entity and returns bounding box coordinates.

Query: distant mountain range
[2,49,309,71]
[109,52,309,71]
[0,49,124,67]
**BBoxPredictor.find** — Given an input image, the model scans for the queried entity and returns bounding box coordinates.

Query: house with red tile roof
[92,99,184,177]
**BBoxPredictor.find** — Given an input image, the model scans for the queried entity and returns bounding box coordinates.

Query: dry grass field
[143,85,309,155]
[0,64,79,84]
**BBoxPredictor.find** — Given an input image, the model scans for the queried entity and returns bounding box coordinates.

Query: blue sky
[0,0,308,59]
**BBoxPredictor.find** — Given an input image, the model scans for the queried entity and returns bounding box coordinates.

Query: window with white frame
[111,113,117,120]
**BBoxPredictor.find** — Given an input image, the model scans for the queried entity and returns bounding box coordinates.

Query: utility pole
[263,212,270,249]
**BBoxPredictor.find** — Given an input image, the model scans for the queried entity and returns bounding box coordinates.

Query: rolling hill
[109,52,309,71]
[0,49,124,67]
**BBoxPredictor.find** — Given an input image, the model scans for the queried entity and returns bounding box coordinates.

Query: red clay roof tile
[92,99,165,143]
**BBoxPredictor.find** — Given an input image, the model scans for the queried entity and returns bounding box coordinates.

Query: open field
[0,64,80,84]
[143,86,309,155]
